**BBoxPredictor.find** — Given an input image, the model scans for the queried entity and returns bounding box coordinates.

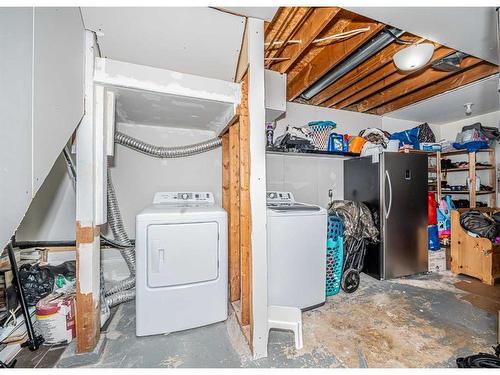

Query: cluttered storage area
[1,5,500,369]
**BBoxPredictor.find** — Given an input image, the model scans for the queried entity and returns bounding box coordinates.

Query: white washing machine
[135,192,227,336]
[267,191,327,310]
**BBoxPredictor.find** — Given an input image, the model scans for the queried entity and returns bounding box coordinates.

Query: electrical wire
[265,27,371,49]
[312,27,371,44]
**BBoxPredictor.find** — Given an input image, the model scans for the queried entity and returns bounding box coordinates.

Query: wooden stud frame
[221,18,268,359]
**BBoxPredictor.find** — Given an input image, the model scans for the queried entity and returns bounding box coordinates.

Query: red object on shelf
[428,192,438,225]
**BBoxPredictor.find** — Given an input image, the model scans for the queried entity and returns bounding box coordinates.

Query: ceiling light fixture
[393,43,435,72]
[464,103,473,116]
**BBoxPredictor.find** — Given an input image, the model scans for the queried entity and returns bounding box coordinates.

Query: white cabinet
[265,69,286,122]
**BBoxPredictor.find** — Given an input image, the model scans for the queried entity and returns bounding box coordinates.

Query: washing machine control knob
[269,192,276,199]
[181,193,189,200]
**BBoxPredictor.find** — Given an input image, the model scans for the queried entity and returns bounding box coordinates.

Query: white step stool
[267,305,303,350]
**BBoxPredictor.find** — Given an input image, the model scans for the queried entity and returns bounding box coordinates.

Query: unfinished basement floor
[48,271,498,368]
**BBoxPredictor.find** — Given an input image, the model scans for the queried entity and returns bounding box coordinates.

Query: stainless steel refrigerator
[344,152,428,280]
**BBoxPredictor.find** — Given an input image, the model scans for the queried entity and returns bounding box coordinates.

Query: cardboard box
[428,249,447,272]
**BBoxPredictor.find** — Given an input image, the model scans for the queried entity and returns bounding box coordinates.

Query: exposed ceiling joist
[287,18,384,100]
[373,63,499,115]
[265,7,312,66]
[309,33,421,106]
[271,7,342,73]
[265,6,499,116]
[350,55,484,113]
[329,46,455,109]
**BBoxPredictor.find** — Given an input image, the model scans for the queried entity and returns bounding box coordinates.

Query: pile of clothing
[460,210,500,243]
[453,122,499,152]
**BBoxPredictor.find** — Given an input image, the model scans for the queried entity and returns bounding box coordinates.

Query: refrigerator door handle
[385,170,393,220]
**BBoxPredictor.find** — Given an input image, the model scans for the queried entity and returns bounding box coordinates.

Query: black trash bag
[18,261,76,306]
[460,210,498,241]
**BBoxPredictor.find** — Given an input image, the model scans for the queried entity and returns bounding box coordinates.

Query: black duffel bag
[460,210,498,240]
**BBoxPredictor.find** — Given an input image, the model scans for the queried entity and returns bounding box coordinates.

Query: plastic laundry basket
[326,215,344,296]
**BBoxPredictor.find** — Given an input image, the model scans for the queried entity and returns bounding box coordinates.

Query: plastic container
[266,123,275,148]
[348,136,367,154]
[326,216,344,296]
[327,133,344,152]
[428,225,441,251]
[385,139,400,152]
[35,293,76,345]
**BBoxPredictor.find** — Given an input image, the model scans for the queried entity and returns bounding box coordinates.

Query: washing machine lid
[267,202,321,212]
[266,191,325,215]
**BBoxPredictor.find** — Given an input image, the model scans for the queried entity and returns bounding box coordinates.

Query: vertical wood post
[229,124,241,302]
[75,31,102,353]
[239,74,251,326]
[469,152,476,208]
[489,148,497,207]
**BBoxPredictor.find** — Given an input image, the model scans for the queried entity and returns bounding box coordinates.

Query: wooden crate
[451,209,500,285]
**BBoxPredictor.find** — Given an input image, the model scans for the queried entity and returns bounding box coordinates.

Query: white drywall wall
[0,8,34,249]
[0,7,84,248]
[17,124,223,242]
[81,7,245,82]
[106,123,222,238]
[274,102,382,138]
[32,8,84,193]
[16,155,76,241]
[439,110,500,142]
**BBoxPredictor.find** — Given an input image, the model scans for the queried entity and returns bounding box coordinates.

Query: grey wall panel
[17,124,223,241]
[0,8,34,248]
[33,7,84,193]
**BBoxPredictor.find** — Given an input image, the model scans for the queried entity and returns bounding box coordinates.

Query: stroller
[328,200,379,293]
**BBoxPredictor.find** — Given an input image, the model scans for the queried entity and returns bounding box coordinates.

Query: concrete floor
[68,271,497,368]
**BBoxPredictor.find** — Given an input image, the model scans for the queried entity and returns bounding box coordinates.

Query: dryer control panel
[153,192,215,205]
[266,191,295,206]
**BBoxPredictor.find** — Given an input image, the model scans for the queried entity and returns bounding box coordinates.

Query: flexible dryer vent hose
[104,130,222,308]
[115,131,222,158]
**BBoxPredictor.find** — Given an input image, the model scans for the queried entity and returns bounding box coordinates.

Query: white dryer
[267,191,327,310]
[136,192,227,336]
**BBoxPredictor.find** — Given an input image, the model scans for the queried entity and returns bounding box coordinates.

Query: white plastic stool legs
[267,305,303,350]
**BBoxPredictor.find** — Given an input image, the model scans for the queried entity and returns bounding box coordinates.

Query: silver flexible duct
[103,130,222,307]
[105,288,136,308]
[115,131,222,158]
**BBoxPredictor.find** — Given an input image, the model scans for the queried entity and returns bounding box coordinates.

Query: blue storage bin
[326,216,344,296]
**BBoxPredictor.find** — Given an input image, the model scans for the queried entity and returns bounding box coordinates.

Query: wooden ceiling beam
[272,7,342,73]
[286,21,385,100]
[350,55,484,113]
[265,8,312,68]
[372,63,499,115]
[328,46,454,109]
[309,34,422,106]
[265,8,299,58]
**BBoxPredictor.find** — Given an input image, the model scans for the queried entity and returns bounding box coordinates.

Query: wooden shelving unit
[401,148,496,207]
[435,149,495,208]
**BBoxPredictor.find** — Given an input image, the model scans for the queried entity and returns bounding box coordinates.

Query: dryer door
[147,221,219,288]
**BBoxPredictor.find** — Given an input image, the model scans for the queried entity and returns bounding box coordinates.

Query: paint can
[35,293,75,345]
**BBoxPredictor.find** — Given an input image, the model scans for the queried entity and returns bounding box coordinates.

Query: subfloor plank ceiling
[265,7,499,115]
